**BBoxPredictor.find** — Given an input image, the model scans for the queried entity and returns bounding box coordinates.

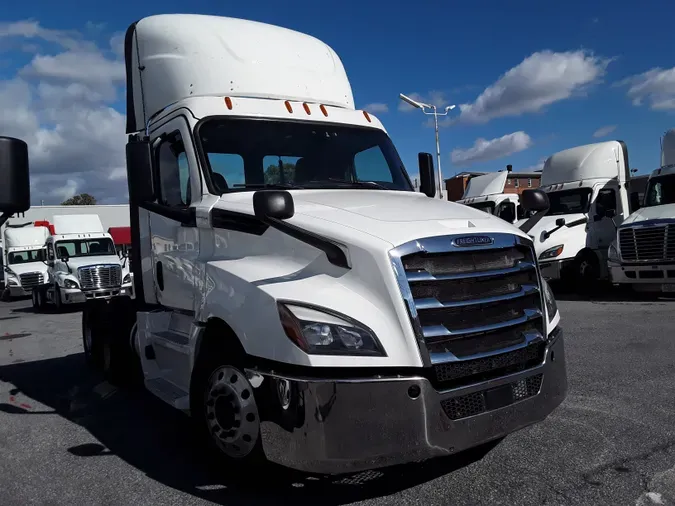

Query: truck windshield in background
[644,174,675,207]
[7,249,45,264]
[546,188,593,216]
[56,239,116,259]
[197,119,414,192]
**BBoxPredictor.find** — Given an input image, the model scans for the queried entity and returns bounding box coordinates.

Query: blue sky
[1,0,674,203]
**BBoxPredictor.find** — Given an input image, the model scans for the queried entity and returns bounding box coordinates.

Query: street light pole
[399,93,456,200]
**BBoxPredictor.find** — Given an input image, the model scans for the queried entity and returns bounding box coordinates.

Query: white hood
[622,203,675,226]
[525,213,588,260]
[216,190,529,247]
[54,255,122,278]
[5,261,49,277]
[462,171,508,199]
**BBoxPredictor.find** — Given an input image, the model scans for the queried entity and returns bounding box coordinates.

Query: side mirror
[519,189,550,234]
[0,136,30,214]
[630,192,641,212]
[253,190,295,220]
[555,218,566,227]
[418,152,436,198]
[605,209,616,219]
[126,138,154,203]
[521,189,550,213]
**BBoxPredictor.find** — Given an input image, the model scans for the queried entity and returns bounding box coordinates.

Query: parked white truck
[0,15,567,474]
[608,129,675,293]
[527,140,643,288]
[457,171,525,224]
[2,224,50,299]
[33,214,126,310]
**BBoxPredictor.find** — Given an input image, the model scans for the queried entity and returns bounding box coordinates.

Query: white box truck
[33,214,126,310]
[2,224,50,299]
[608,129,675,293]
[0,15,567,475]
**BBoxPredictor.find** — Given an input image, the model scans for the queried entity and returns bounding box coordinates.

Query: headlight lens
[123,274,131,284]
[278,302,385,356]
[608,240,619,263]
[539,244,564,260]
[64,279,79,289]
[542,279,558,323]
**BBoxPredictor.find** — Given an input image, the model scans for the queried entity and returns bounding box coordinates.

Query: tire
[100,298,142,388]
[54,285,62,312]
[37,286,47,310]
[190,348,266,471]
[573,251,600,293]
[82,302,103,370]
[31,289,39,310]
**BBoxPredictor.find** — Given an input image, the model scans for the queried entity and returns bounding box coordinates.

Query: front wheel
[573,251,600,293]
[191,355,265,469]
[53,285,63,311]
[82,303,103,369]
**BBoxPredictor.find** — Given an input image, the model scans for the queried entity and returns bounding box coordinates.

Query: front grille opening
[418,293,540,331]
[403,246,527,277]
[441,373,544,420]
[639,270,664,279]
[410,270,537,303]
[625,271,637,279]
[427,322,539,357]
[433,342,546,389]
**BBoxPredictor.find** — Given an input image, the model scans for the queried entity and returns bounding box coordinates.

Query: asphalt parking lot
[1,290,675,506]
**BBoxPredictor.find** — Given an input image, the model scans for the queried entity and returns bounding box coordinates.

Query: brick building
[445,165,542,201]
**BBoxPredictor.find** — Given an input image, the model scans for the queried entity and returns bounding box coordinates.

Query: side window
[354,146,394,183]
[208,153,245,190]
[497,202,516,223]
[156,131,190,207]
[596,189,617,215]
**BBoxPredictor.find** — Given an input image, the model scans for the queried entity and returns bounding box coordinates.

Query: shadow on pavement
[550,280,675,303]
[0,353,496,505]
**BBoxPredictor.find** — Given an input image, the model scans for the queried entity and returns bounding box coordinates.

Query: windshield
[197,118,413,192]
[55,238,116,259]
[467,202,495,214]
[644,174,675,207]
[546,188,593,216]
[8,249,45,265]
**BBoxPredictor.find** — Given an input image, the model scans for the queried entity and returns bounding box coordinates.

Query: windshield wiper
[305,178,387,189]
[232,183,305,189]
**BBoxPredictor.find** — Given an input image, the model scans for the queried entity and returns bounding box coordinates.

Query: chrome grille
[19,272,44,289]
[390,233,546,387]
[78,265,122,290]
[619,224,675,262]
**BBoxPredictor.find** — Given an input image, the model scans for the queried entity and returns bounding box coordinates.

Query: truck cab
[0,15,567,475]
[2,224,50,299]
[528,141,632,287]
[457,171,527,225]
[34,214,126,310]
[608,129,675,293]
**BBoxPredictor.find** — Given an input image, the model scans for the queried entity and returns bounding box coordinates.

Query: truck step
[145,378,189,410]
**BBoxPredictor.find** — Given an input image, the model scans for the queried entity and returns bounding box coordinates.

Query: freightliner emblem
[453,235,495,247]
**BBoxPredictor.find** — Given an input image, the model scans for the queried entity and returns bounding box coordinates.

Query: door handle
[156,261,164,291]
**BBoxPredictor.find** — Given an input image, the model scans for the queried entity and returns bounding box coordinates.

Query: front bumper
[8,285,31,297]
[62,287,122,303]
[609,261,675,292]
[538,259,573,281]
[248,331,567,474]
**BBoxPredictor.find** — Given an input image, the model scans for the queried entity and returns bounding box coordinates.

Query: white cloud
[363,102,389,113]
[451,131,533,166]
[0,20,127,204]
[520,157,547,172]
[616,66,675,111]
[593,125,617,138]
[398,91,449,112]
[458,50,612,124]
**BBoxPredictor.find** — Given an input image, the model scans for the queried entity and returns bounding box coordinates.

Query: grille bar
[422,308,542,339]
[414,283,539,310]
[619,223,675,262]
[78,265,122,290]
[407,261,536,282]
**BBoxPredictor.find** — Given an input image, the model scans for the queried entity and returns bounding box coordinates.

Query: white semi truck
[0,14,567,474]
[457,171,526,225]
[527,140,645,289]
[33,214,127,310]
[2,224,50,299]
[608,129,675,293]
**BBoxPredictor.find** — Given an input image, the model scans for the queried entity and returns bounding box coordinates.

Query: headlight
[542,279,558,323]
[64,279,79,289]
[123,274,131,284]
[277,302,386,356]
[608,240,619,263]
[539,245,564,260]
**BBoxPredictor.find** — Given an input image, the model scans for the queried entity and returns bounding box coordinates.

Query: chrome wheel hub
[204,366,259,459]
